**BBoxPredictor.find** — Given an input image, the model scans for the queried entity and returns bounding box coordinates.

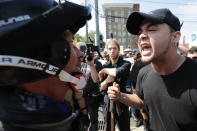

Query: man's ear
[173,31,181,45]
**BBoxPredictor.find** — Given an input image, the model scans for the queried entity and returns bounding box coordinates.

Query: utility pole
[95,0,100,47]
[85,0,88,44]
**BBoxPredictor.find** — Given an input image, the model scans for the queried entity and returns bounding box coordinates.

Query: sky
[65,0,197,44]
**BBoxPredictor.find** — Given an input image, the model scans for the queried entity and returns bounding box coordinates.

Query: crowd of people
[0,0,197,131]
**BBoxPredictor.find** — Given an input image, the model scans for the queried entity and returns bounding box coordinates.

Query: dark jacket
[102,56,131,93]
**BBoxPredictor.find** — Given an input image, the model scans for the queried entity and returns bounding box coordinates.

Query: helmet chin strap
[58,70,87,92]
[0,55,87,91]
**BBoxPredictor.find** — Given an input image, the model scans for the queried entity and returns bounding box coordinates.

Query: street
[98,107,144,131]
[0,108,144,131]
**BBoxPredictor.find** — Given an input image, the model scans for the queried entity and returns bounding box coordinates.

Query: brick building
[102,3,139,50]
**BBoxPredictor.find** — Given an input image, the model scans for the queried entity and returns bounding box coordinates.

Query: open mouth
[141,44,152,56]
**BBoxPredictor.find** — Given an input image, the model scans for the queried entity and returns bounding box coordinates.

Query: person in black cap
[0,0,91,131]
[107,8,197,131]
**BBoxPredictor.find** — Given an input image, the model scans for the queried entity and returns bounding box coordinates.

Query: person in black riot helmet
[0,0,91,131]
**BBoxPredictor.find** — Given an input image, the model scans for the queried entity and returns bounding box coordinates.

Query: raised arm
[86,59,98,83]
[100,75,115,90]
[99,68,116,77]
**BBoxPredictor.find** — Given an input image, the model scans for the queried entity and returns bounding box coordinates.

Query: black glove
[82,114,90,128]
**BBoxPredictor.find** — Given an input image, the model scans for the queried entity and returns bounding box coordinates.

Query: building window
[113,24,116,29]
[123,31,126,36]
[115,18,118,22]
[108,32,112,38]
[113,32,116,36]
[118,31,121,36]
[123,38,126,43]
[108,10,111,16]
[108,25,111,30]
[121,18,124,23]
[122,25,126,29]
[108,17,111,23]
[128,38,131,42]
[118,24,121,30]
[114,11,118,16]
[118,38,121,43]
[121,10,124,16]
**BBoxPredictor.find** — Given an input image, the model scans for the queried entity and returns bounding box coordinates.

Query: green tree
[74,31,103,45]
[87,30,96,43]
[74,33,84,42]
[81,30,96,44]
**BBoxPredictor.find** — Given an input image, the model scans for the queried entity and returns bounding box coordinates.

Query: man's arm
[99,61,131,78]
[107,85,145,109]
[100,79,108,90]
[99,68,116,77]
[100,75,115,90]
[86,59,99,83]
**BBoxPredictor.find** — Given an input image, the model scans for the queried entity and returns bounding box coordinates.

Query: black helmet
[0,0,91,86]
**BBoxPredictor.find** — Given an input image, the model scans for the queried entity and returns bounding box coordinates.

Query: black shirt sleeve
[95,59,103,73]
[116,61,131,78]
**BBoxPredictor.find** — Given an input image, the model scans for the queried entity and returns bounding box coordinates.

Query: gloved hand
[81,114,90,130]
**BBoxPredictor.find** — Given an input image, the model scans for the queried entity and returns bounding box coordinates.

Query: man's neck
[110,56,119,64]
[152,54,185,75]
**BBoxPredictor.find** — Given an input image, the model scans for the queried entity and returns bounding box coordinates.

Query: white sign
[189,31,197,48]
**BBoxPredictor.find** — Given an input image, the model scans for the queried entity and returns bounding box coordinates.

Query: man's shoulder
[118,57,131,66]
[138,64,152,77]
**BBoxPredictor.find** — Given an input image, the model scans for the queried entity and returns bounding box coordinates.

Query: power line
[178,16,197,18]
[87,1,197,24]
[95,4,197,19]
[105,15,128,19]
[182,21,197,22]
[101,15,197,20]
[133,0,197,6]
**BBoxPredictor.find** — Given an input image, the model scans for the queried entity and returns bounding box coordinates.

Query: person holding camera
[81,45,103,131]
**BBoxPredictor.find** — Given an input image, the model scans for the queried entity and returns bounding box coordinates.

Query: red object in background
[183,35,185,47]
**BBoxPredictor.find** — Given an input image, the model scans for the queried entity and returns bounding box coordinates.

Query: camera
[83,44,99,62]
[83,36,103,62]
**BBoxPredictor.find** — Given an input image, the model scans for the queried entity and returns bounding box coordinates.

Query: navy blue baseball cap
[126,8,181,35]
